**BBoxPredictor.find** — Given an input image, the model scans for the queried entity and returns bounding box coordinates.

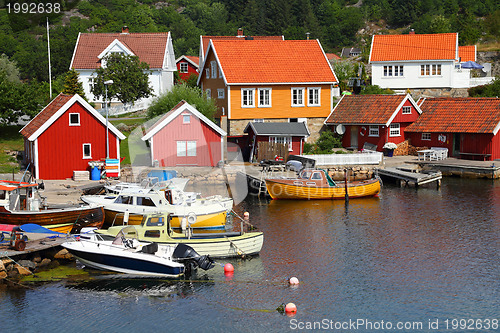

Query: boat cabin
[0,180,44,211]
[294,169,336,188]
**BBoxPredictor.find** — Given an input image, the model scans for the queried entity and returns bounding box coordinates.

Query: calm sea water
[1,178,499,332]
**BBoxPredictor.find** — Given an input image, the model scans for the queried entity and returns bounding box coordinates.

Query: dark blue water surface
[1,178,499,332]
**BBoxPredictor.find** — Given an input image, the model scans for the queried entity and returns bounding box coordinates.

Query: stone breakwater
[0,248,72,284]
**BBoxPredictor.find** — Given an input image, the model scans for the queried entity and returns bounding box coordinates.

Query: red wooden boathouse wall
[151,110,223,166]
[36,102,120,179]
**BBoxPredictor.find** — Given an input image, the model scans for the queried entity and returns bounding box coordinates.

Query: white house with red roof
[197,39,339,142]
[70,27,176,110]
[142,101,226,167]
[369,32,494,91]
[20,94,125,180]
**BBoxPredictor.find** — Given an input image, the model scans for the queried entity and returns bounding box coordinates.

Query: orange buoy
[285,302,297,314]
[289,277,299,285]
[223,263,234,273]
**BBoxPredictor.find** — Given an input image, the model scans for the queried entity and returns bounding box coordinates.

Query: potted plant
[383,142,397,157]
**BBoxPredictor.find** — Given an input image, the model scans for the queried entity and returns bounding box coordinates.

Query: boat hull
[0,205,105,233]
[63,242,185,277]
[265,178,381,200]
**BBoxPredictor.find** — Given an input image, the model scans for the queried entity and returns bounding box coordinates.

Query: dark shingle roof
[244,122,310,136]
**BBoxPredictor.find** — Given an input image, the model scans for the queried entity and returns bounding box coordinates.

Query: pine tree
[62,68,86,97]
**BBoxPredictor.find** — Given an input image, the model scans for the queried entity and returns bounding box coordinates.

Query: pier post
[344,169,349,203]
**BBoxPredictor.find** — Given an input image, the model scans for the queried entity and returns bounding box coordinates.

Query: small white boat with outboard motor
[62,226,215,278]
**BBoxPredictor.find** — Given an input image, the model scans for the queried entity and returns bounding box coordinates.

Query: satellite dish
[336,124,346,135]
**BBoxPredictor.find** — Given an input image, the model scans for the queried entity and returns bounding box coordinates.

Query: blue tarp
[461,61,483,69]
[20,224,64,234]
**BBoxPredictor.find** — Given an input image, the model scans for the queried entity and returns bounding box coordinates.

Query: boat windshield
[113,226,139,245]
[300,170,312,179]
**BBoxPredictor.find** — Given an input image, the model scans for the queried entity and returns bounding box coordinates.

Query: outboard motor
[172,243,215,271]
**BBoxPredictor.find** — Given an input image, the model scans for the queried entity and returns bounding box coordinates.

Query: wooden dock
[0,233,68,259]
[376,167,442,188]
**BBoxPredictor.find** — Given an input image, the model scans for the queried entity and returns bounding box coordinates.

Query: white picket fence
[298,152,383,166]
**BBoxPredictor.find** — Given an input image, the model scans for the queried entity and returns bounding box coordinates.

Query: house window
[205,68,210,78]
[217,89,225,99]
[253,119,264,123]
[182,114,191,124]
[421,64,441,76]
[258,88,271,107]
[83,143,91,159]
[211,61,217,78]
[308,87,320,106]
[177,141,197,157]
[270,136,292,151]
[389,123,400,137]
[422,133,431,141]
[88,77,95,92]
[206,89,211,99]
[242,88,255,107]
[369,126,379,137]
[402,106,411,114]
[69,113,80,126]
[291,88,305,106]
[384,66,403,77]
[179,62,188,73]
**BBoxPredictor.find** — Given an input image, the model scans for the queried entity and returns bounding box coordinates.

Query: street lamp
[104,79,113,158]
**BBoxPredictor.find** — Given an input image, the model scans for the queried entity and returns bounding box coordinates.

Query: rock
[0,260,5,272]
[15,264,32,276]
[38,258,52,267]
[0,271,7,280]
[7,269,19,279]
[32,255,42,263]
[18,260,36,270]
[54,248,73,260]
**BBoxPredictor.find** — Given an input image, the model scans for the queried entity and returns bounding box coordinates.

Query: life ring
[187,212,197,225]
[360,126,367,136]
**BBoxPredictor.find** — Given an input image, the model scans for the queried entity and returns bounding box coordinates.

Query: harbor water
[0,178,499,332]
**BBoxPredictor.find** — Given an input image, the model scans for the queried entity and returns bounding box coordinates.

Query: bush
[303,130,343,154]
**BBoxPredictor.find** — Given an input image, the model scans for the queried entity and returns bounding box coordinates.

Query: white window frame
[270,136,293,151]
[384,65,404,77]
[177,141,186,157]
[291,88,305,107]
[241,88,255,108]
[421,133,431,141]
[389,123,401,137]
[217,89,225,99]
[186,141,197,157]
[211,61,217,78]
[205,68,210,79]
[88,77,95,92]
[368,125,379,137]
[402,106,411,114]
[258,88,272,107]
[82,143,92,159]
[421,64,441,76]
[179,62,188,73]
[307,87,321,106]
[182,114,191,124]
[253,119,264,123]
[69,113,80,126]
[206,89,211,99]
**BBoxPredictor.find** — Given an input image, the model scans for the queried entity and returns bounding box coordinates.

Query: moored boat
[62,226,215,277]
[0,180,105,233]
[265,169,381,200]
[96,213,264,258]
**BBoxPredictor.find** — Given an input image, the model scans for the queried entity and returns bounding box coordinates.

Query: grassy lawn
[0,125,24,173]
[110,117,148,166]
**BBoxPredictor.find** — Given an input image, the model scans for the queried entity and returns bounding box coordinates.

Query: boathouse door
[453,133,461,157]
[350,126,358,149]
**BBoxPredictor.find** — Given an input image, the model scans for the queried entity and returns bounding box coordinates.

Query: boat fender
[187,212,197,225]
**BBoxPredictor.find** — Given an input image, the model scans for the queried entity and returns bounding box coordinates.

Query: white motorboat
[62,226,215,277]
[81,177,233,229]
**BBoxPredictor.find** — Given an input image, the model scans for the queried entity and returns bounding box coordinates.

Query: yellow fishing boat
[265,169,381,200]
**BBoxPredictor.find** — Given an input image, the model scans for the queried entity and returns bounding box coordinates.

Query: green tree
[62,69,86,97]
[91,53,153,104]
[468,79,500,97]
[361,85,395,94]
[147,84,216,121]
[0,54,20,83]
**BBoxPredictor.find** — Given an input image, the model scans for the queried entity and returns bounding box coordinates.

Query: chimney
[122,26,129,34]
[409,29,415,35]
[306,32,310,40]
[237,28,244,37]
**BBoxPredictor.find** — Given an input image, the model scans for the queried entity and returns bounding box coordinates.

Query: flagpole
[47,17,52,99]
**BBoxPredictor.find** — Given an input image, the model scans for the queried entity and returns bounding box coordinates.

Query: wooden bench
[459,152,491,161]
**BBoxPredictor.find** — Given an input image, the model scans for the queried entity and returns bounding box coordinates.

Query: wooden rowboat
[265,169,381,200]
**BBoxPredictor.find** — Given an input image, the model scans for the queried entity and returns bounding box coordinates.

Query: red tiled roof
[211,40,336,84]
[459,45,476,62]
[326,53,341,61]
[20,94,74,138]
[71,32,169,69]
[325,94,408,124]
[370,33,458,62]
[185,56,199,66]
[405,98,500,133]
[201,35,283,60]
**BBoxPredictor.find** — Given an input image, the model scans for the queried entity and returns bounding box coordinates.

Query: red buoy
[285,302,297,314]
[224,263,234,273]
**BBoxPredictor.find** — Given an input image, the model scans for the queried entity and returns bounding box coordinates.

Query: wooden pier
[0,233,68,259]
[376,167,442,188]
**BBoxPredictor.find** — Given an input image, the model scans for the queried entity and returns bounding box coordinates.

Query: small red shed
[324,94,422,151]
[176,55,199,82]
[142,100,226,167]
[405,97,500,160]
[20,94,126,180]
